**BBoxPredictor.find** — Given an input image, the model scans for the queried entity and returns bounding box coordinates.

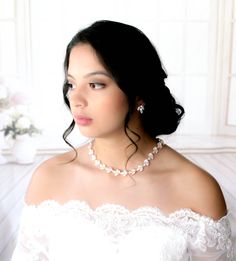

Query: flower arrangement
[1,112,41,140]
[0,77,42,164]
[0,77,41,140]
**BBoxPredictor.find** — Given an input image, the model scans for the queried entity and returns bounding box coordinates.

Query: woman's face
[67,43,129,138]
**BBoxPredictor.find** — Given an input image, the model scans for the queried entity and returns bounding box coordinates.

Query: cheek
[108,95,128,117]
[95,93,128,120]
[111,97,127,112]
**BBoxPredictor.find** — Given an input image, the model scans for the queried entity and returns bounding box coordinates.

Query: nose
[67,86,87,108]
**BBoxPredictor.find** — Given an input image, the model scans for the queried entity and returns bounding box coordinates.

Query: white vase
[11,134,37,164]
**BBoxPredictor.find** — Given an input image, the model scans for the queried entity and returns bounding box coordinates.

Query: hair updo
[63,20,184,148]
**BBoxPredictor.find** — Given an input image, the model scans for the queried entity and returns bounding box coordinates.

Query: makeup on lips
[74,115,93,126]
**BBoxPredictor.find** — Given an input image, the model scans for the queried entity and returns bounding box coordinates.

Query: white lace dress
[11,200,234,261]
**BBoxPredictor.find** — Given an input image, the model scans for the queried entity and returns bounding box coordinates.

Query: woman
[11,20,233,260]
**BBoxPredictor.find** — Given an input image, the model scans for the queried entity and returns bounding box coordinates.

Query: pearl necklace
[88,138,164,176]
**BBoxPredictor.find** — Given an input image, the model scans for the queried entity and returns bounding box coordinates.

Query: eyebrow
[67,71,112,79]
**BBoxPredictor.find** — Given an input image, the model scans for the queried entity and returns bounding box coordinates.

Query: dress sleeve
[187,214,234,260]
[11,205,49,261]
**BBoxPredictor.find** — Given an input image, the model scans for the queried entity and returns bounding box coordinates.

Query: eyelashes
[65,81,106,99]
[66,82,74,89]
[66,81,106,90]
[89,82,106,89]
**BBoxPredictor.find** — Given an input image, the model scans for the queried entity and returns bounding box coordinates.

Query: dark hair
[63,20,184,151]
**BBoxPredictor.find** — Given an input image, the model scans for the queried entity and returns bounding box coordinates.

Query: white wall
[0,0,236,151]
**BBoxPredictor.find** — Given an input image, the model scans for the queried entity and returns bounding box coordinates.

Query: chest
[54,164,180,213]
[64,176,174,209]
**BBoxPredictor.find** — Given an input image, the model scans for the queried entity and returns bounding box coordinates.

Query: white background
[0,0,236,151]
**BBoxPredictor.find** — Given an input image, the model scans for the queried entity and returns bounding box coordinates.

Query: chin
[78,128,100,139]
[78,125,124,140]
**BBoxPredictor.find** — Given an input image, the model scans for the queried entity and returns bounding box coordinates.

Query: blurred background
[1,0,236,151]
[0,0,236,260]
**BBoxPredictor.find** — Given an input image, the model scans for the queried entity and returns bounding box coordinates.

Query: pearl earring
[137,104,145,114]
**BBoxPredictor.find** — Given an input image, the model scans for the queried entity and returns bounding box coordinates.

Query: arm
[180,165,234,260]
[188,214,233,260]
[11,158,56,261]
[11,204,49,261]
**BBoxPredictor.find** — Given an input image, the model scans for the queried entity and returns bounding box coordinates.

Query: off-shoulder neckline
[23,199,229,222]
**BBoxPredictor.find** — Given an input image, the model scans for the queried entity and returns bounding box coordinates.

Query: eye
[66,82,75,90]
[89,82,105,90]
[65,82,76,99]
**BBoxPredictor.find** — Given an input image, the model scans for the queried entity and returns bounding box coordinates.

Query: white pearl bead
[88,138,164,176]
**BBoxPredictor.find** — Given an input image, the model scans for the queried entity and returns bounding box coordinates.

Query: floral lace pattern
[11,200,234,261]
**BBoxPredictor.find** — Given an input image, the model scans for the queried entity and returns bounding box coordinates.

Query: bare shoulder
[25,149,78,205]
[162,145,227,220]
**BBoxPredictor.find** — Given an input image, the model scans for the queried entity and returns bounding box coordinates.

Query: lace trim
[24,199,229,220]
[21,199,234,260]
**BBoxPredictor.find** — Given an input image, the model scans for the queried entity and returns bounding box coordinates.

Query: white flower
[0,84,8,99]
[15,116,31,129]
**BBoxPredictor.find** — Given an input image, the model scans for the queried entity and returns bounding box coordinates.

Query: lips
[73,115,93,126]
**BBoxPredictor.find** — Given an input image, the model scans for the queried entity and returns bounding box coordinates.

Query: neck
[91,131,156,170]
